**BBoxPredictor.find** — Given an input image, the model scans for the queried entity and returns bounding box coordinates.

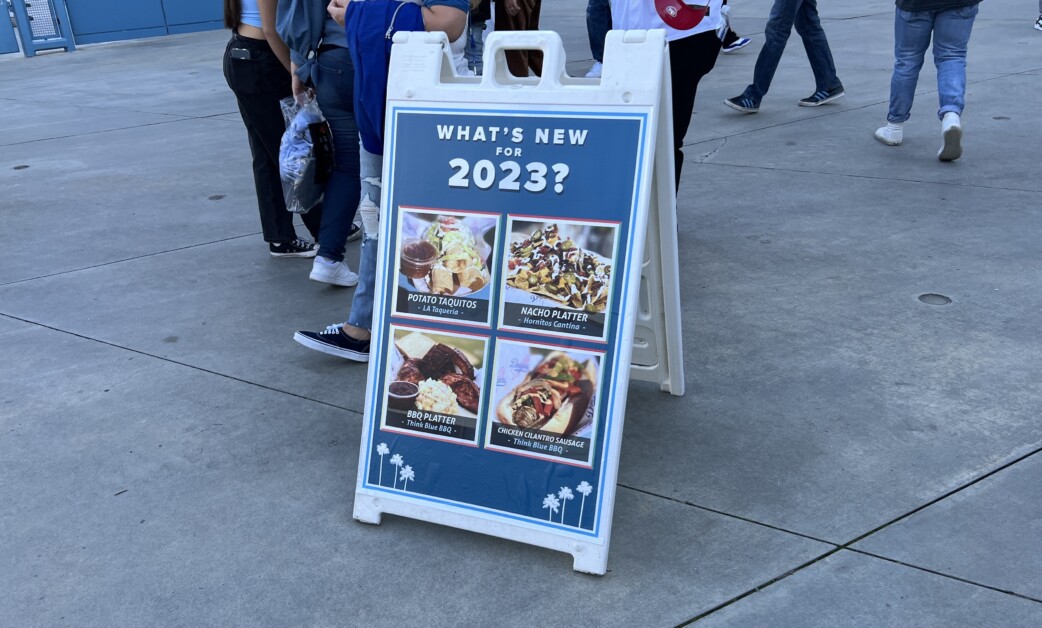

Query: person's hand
[292,73,307,98]
[328,0,349,26]
[505,0,520,17]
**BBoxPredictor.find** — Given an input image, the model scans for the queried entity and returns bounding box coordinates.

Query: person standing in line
[585,0,611,78]
[278,0,363,288]
[723,0,844,113]
[873,0,982,162]
[496,0,543,77]
[611,0,725,190]
[292,0,470,362]
[223,0,323,258]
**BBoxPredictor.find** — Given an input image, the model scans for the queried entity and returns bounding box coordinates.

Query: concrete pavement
[2,1,1041,625]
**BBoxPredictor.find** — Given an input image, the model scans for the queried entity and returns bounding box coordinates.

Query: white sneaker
[874,122,904,146]
[1035,15,1042,31]
[585,61,602,79]
[938,112,962,162]
[309,256,359,287]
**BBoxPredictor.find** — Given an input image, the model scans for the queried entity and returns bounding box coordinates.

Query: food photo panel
[484,340,604,466]
[497,217,618,342]
[380,325,490,445]
[392,208,500,327]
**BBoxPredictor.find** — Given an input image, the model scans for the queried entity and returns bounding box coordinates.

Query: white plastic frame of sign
[353,29,675,575]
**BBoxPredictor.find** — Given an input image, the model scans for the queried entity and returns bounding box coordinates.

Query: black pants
[223,34,322,243]
[669,30,722,190]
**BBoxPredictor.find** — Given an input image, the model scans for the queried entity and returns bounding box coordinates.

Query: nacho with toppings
[505,223,610,313]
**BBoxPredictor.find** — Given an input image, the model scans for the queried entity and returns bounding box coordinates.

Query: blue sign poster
[356,103,651,546]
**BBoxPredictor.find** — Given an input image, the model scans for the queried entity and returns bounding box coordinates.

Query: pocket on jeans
[225,55,265,95]
[315,58,344,109]
[955,4,979,18]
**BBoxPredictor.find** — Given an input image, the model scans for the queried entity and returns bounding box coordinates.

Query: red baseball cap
[654,0,710,30]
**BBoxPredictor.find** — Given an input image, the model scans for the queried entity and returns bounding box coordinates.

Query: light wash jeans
[741,0,841,103]
[887,4,978,123]
[346,144,382,331]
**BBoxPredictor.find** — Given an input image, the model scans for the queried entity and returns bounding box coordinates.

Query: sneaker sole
[874,131,902,147]
[723,99,758,114]
[721,41,750,53]
[309,270,359,287]
[938,125,963,162]
[799,92,846,107]
[270,250,318,258]
[293,332,369,361]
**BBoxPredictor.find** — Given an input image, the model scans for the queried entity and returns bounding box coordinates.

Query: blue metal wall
[65,0,221,45]
[2,7,21,54]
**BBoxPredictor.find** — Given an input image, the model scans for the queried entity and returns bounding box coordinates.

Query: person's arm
[259,0,293,73]
[422,4,467,41]
[327,0,466,42]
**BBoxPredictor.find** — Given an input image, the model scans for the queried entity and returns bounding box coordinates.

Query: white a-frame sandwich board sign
[353,29,683,575]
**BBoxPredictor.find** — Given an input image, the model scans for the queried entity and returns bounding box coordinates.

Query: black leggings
[669,30,723,190]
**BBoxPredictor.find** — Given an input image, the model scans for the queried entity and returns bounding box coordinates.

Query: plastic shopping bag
[279,93,334,214]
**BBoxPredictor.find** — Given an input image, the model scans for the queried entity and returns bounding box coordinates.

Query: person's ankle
[342,324,370,340]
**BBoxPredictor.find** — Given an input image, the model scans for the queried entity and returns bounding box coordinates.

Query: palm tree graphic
[389,454,404,489]
[376,443,390,486]
[576,481,593,528]
[557,486,574,524]
[399,465,415,491]
[542,494,560,521]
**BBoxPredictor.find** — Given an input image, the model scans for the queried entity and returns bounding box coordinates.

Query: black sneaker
[799,86,846,107]
[724,95,759,113]
[270,239,318,258]
[293,323,370,362]
[346,221,362,243]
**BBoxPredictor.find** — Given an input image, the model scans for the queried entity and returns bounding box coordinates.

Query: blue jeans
[346,145,381,331]
[312,47,361,263]
[887,4,978,123]
[586,0,611,63]
[466,22,486,74]
[741,0,840,103]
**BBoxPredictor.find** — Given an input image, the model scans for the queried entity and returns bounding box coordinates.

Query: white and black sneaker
[1035,15,1042,31]
[269,239,318,258]
[309,256,359,287]
[293,323,370,361]
[346,221,363,243]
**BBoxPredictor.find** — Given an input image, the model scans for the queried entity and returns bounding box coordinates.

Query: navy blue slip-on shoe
[293,323,370,362]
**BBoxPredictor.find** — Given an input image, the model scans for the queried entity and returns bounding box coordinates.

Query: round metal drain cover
[918,293,951,305]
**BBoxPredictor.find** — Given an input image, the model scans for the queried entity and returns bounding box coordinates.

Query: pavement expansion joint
[0,312,361,415]
[680,547,845,626]
[0,235,262,288]
[847,549,1042,605]
[838,445,1042,549]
